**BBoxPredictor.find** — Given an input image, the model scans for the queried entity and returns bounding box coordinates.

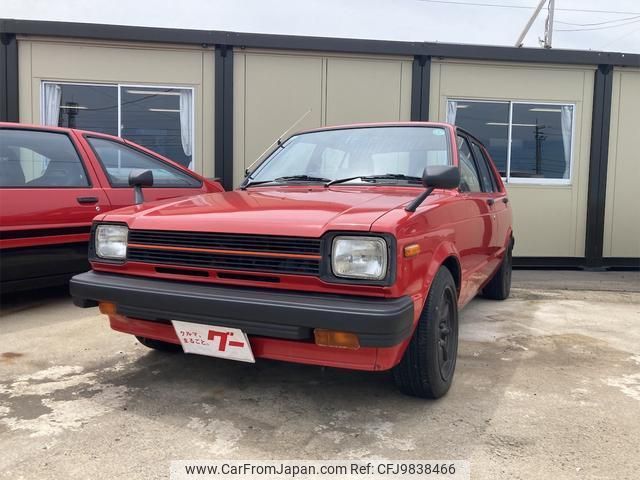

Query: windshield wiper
[325,173,423,187]
[241,175,332,190]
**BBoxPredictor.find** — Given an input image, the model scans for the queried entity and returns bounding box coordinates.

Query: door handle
[502,197,509,204]
[486,198,495,206]
[77,196,99,204]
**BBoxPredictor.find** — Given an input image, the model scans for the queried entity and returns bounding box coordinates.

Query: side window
[471,142,498,192]
[456,135,482,193]
[0,129,89,187]
[87,137,200,188]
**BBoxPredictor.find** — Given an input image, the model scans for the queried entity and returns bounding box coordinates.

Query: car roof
[297,121,454,135]
[295,121,487,148]
[0,121,122,141]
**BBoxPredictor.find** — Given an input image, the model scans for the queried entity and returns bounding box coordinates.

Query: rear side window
[0,129,89,187]
[87,137,200,188]
[471,142,498,192]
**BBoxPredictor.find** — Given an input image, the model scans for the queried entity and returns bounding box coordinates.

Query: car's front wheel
[136,336,182,352]
[393,267,458,399]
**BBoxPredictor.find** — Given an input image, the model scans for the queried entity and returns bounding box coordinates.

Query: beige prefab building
[1,20,638,268]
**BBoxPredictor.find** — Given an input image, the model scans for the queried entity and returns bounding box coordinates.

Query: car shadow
[79,302,517,458]
[0,285,72,318]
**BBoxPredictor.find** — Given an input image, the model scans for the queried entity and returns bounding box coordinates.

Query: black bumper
[70,271,415,347]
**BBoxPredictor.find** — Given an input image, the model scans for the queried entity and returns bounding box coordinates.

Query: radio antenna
[244,108,312,176]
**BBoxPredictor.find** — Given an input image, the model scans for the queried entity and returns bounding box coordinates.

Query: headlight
[95,224,128,260]
[331,236,388,280]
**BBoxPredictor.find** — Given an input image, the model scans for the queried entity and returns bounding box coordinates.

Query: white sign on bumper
[171,320,255,363]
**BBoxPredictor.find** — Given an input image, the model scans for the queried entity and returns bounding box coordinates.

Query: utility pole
[515,0,556,49]
[543,0,556,49]
[515,0,547,47]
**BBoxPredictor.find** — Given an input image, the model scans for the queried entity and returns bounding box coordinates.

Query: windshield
[247,126,450,185]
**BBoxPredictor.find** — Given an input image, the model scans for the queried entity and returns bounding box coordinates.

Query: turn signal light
[98,302,117,315]
[403,244,421,257]
[314,329,360,350]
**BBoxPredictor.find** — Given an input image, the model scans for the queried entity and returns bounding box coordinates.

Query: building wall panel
[325,57,410,125]
[603,69,640,258]
[234,50,411,186]
[234,52,323,185]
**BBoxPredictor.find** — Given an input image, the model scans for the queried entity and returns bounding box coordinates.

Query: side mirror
[405,165,460,212]
[422,165,460,190]
[128,169,153,205]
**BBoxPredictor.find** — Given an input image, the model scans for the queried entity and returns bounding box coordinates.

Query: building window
[447,99,574,184]
[41,82,195,170]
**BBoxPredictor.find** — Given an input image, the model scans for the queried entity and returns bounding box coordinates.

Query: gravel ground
[0,271,639,479]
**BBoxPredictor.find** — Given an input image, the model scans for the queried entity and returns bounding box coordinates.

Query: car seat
[27,158,87,187]
[0,149,26,186]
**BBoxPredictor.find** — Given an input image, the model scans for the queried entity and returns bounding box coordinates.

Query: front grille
[127,230,322,276]
[128,230,321,254]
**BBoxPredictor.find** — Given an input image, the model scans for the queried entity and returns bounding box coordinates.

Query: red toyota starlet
[71,122,514,399]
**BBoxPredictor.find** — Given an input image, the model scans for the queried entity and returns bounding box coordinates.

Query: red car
[0,123,223,293]
[71,122,513,399]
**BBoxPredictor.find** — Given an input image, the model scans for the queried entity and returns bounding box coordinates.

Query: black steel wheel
[436,285,456,381]
[483,241,513,300]
[393,266,459,399]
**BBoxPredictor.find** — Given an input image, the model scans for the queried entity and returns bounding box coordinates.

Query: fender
[420,240,462,308]
[496,227,515,258]
[383,240,462,369]
[506,227,515,250]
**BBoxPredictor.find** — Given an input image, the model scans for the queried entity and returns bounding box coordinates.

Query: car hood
[100,186,421,237]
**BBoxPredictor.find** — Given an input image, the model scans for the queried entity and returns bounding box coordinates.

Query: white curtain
[560,105,573,179]
[179,90,194,170]
[42,83,62,126]
[446,101,458,125]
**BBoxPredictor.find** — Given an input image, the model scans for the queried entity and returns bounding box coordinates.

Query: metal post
[515,0,547,47]
[544,0,555,49]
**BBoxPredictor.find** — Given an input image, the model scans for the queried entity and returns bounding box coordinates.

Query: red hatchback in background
[0,123,223,293]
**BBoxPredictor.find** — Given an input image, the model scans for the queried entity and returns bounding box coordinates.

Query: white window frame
[447,98,576,186]
[40,81,196,170]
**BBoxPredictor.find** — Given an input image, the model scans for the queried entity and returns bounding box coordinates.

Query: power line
[416,0,640,15]
[555,15,640,27]
[556,18,640,32]
[418,0,530,9]
[600,24,640,49]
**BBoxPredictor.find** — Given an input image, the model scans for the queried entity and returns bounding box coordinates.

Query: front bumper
[70,271,414,348]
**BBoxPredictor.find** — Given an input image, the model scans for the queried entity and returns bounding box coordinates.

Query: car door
[470,140,510,265]
[454,134,493,303]
[78,134,216,210]
[0,127,111,289]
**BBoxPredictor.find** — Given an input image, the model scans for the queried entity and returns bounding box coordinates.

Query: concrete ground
[1,271,639,480]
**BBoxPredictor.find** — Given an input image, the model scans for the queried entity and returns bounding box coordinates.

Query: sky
[2,0,640,53]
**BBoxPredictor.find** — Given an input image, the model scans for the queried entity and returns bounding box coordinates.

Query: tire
[482,241,513,300]
[136,336,182,352]
[393,267,459,399]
